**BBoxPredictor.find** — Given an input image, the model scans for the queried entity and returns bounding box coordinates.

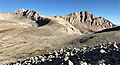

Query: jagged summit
[14,8,26,13]
[66,11,114,26]
[13,9,40,21]
[55,11,116,33]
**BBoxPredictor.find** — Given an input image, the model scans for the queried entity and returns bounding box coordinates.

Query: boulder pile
[7,42,120,65]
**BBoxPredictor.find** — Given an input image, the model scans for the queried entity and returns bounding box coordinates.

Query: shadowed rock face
[36,17,51,26]
[54,11,116,34]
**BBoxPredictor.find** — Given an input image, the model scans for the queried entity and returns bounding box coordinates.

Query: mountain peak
[14,9,26,13]
[13,9,40,21]
[54,11,115,33]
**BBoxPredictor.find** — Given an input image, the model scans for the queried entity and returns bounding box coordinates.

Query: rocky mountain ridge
[6,9,116,34]
[54,11,115,33]
[13,9,40,21]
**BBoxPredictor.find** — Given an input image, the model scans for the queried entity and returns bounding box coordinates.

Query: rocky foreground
[6,42,120,65]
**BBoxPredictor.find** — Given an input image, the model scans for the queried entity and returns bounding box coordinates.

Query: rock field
[7,42,120,65]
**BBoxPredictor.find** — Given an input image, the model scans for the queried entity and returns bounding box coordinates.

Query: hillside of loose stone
[0,19,81,64]
[7,42,120,65]
[0,9,119,65]
[2,23,120,65]
[68,26,120,48]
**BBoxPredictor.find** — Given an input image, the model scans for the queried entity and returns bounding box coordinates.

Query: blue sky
[0,0,120,25]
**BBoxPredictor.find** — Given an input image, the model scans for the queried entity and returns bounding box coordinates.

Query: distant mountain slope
[0,9,115,34]
[95,26,120,33]
[54,11,116,34]
[69,27,120,47]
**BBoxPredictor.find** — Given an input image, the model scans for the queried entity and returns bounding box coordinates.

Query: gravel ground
[6,42,120,65]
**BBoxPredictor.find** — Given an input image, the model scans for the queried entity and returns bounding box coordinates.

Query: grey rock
[7,42,120,65]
